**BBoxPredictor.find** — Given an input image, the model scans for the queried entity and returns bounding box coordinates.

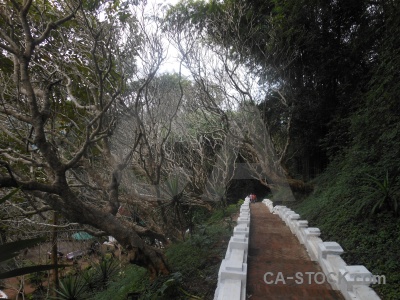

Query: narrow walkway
[247,203,343,299]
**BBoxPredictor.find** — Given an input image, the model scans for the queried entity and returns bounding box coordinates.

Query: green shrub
[88,265,147,300]
[358,171,399,216]
[91,198,239,300]
[92,258,120,289]
[292,161,400,299]
[55,274,89,300]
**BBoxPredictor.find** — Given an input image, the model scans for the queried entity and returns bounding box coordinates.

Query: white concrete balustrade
[214,198,250,300]
[262,199,381,300]
[215,198,381,300]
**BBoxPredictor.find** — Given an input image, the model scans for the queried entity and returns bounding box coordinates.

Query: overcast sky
[148,0,186,75]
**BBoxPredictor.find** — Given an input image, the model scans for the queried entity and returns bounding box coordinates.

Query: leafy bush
[236,199,244,206]
[144,272,183,299]
[92,199,239,300]
[88,265,147,300]
[358,171,399,216]
[81,267,98,293]
[207,203,239,224]
[92,258,120,289]
[54,257,121,299]
[291,158,400,299]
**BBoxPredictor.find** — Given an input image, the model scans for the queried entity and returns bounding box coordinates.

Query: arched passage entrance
[226,179,271,204]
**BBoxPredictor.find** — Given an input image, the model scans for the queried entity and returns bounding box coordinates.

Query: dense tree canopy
[166,0,399,181]
[165,1,400,296]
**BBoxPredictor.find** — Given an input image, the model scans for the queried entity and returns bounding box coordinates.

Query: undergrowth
[91,203,240,300]
[289,158,400,300]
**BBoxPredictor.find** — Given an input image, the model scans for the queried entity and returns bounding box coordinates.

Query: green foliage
[81,267,98,293]
[292,153,400,298]
[88,265,147,300]
[162,176,186,204]
[55,274,89,300]
[154,272,183,298]
[207,203,238,224]
[166,0,392,181]
[165,0,217,33]
[206,209,225,224]
[92,258,120,289]
[165,237,206,274]
[86,206,236,300]
[225,203,239,216]
[166,212,233,272]
[53,258,121,299]
[188,224,213,248]
[224,216,235,232]
[91,201,239,300]
[294,187,400,299]
[358,171,399,216]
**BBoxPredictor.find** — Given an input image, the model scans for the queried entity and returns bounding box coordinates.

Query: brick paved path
[246,203,343,299]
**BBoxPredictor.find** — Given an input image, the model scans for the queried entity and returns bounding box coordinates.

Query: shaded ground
[247,202,344,299]
[1,207,238,299]
[2,240,102,299]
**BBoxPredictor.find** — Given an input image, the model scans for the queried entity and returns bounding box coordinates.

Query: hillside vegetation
[169,0,400,298]
[291,4,400,298]
[91,204,238,300]
[1,0,399,298]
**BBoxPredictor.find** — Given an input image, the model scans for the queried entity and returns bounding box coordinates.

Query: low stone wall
[214,198,250,300]
[262,199,381,300]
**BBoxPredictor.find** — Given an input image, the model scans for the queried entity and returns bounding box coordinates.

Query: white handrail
[262,199,381,300]
[214,198,250,300]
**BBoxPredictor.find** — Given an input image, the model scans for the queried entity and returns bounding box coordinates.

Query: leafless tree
[0,0,169,276]
[164,2,303,199]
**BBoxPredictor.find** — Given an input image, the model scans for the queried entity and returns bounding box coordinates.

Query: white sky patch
[138,0,190,76]
[137,0,267,108]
